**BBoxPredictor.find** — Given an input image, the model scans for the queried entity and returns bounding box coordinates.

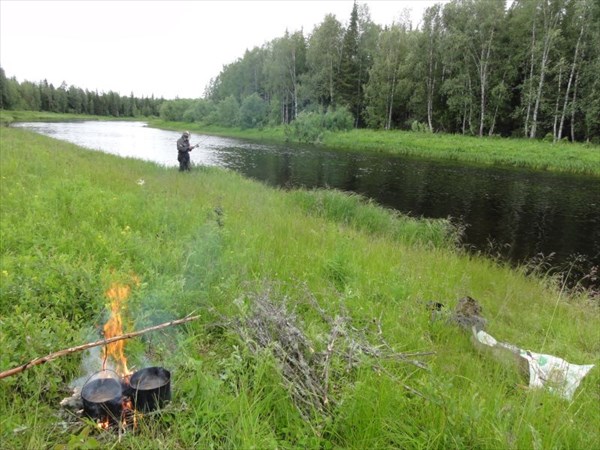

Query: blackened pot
[128,366,171,412]
[81,377,123,422]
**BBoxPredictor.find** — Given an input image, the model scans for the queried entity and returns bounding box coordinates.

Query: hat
[183,131,190,137]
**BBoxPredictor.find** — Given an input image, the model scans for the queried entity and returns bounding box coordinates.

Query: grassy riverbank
[0,110,121,126]
[2,111,598,175]
[150,119,600,177]
[1,127,598,449]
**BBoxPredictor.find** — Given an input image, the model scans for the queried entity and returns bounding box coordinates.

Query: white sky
[0,0,447,99]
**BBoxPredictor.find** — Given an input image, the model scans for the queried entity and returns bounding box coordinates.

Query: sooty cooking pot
[128,366,171,412]
[81,371,123,422]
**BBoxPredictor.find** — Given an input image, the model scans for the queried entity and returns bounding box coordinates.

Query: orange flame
[122,397,138,429]
[98,417,110,430]
[102,283,131,375]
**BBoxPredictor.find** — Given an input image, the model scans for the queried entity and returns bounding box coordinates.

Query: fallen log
[0,314,200,380]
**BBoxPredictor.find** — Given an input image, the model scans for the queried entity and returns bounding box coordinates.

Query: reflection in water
[219,146,599,280]
[14,121,599,286]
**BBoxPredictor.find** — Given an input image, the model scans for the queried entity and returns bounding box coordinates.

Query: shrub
[290,111,324,143]
[323,106,354,131]
[410,120,431,133]
[289,106,354,143]
[543,132,554,142]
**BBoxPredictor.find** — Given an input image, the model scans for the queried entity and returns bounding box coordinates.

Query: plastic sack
[473,329,594,400]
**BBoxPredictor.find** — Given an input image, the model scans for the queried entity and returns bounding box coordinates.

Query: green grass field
[1,127,598,449]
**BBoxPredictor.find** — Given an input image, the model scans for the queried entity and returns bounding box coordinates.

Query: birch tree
[265,31,307,124]
[576,0,600,141]
[420,4,444,132]
[557,0,590,141]
[304,14,344,108]
[528,0,563,138]
[364,24,408,129]
[441,3,475,134]
[442,0,504,137]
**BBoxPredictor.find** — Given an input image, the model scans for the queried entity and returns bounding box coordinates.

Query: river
[13,120,599,288]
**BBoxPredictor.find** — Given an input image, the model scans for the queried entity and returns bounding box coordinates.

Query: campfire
[80,366,171,431]
[77,280,172,432]
[81,278,171,429]
[0,274,199,439]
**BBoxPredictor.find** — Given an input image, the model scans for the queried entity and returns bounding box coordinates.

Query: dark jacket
[177,136,192,154]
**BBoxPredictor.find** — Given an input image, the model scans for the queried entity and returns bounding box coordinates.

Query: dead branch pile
[223,289,433,420]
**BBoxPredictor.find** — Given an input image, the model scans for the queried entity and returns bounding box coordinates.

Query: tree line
[2,0,598,143]
[0,67,163,117]
[182,0,599,143]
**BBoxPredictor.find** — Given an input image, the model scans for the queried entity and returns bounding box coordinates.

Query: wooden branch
[0,315,201,380]
[322,316,344,406]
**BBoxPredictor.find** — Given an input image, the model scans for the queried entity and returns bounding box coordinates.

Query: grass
[0,127,599,449]
[149,119,287,143]
[324,129,600,176]
[0,110,140,126]
[149,119,600,177]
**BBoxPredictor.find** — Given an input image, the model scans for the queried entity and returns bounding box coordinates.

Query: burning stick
[0,315,200,380]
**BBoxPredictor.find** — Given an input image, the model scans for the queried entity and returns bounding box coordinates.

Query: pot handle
[82,369,121,387]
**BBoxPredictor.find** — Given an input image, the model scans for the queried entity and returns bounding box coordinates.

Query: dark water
[13,121,600,287]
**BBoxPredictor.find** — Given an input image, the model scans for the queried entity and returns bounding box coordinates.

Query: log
[0,314,200,380]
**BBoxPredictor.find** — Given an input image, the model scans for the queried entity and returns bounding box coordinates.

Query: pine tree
[337,2,360,125]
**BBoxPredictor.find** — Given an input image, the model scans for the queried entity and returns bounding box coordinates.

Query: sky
[0,0,448,100]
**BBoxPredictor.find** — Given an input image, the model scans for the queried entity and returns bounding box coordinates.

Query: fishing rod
[190,135,209,150]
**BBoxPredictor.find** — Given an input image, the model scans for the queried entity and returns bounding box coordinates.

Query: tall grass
[1,127,598,449]
[287,189,460,249]
[323,129,600,176]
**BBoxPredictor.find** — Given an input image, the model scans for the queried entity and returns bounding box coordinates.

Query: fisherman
[176,131,197,171]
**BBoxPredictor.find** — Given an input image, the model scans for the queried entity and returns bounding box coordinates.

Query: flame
[122,397,133,412]
[96,275,142,431]
[102,282,131,375]
[98,417,110,430]
[122,397,138,429]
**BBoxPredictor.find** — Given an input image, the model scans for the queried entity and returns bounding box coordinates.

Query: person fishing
[176,131,198,171]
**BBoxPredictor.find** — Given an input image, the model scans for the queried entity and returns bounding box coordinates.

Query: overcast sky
[0,1,447,99]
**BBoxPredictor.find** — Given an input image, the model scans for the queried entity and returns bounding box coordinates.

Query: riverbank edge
[2,110,598,176]
[0,110,141,126]
[147,119,600,177]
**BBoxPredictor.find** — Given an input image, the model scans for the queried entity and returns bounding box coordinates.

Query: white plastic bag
[473,329,594,400]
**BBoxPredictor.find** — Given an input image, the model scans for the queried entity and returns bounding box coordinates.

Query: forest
[1,0,599,143]
[0,69,164,118]
[182,0,600,143]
